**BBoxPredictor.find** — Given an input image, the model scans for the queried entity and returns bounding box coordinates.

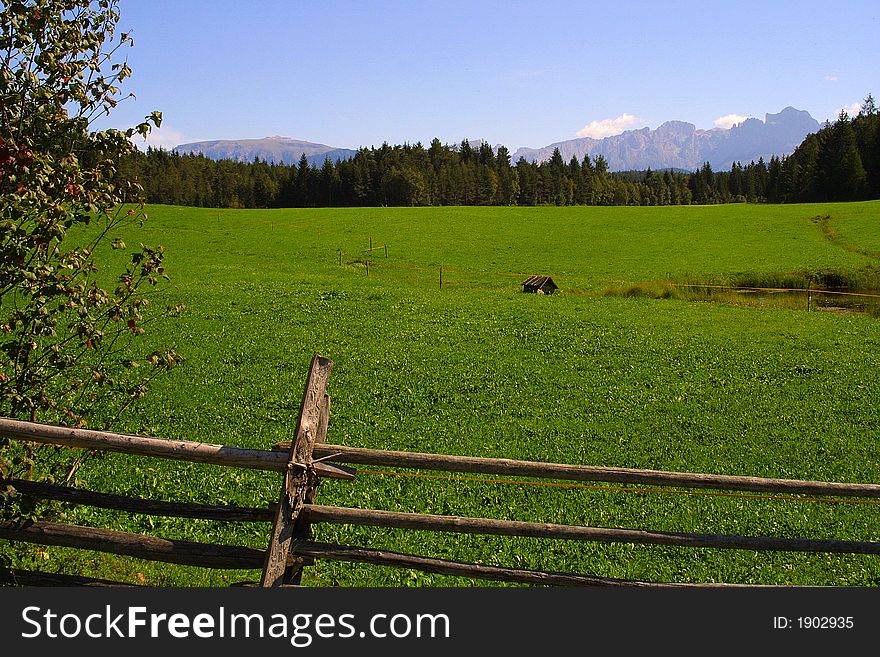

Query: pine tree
[457,139,474,164]
[855,94,880,197]
[319,157,340,206]
[816,113,867,200]
[766,156,782,203]
[861,93,877,117]
[295,154,312,206]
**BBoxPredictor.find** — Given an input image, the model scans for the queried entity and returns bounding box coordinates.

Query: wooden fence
[2,354,880,587]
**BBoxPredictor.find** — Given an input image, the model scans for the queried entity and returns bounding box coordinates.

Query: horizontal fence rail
[0,520,266,569]
[0,567,141,587]
[4,478,273,522]
[5,417,874,498]
[0,418,354,480]
[290,540,741,588]
[8,478,879,556]
[303,504,880,555]
[303,444,880,498]
[0,520,744,588]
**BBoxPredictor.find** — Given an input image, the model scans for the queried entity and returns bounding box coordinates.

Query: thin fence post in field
[370,236,372,250]
[440,267,443,290]
[286,393,331,585]
[366,260,369,276]
[260,355,333,587]
[384,244,387,258]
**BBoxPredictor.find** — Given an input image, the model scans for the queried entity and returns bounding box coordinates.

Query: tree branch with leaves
[0,0,181,520]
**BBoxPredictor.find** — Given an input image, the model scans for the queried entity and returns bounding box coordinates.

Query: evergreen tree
[855,94,880,197]
[294,154,311,206]
[494,145,517,205]
[457,139,475,164]
[861,93,877,117]
[816,113,867,200]
[478,141,496,168]
[766,156,782,203]
[690,162,715,204]
[319,157,340,206]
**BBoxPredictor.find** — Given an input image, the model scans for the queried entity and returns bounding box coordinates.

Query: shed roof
[522,275,557,288]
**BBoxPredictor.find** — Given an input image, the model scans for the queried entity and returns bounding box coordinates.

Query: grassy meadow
[6,200,880,586]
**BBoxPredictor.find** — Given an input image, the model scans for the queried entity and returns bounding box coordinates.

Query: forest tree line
[123,95,879,209]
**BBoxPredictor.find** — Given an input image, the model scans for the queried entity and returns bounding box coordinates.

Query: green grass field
[6,200,880,586]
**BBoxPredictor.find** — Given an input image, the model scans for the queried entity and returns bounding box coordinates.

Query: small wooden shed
[521,275,558,295]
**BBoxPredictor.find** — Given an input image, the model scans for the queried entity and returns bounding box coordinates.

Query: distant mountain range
[174,106,820,172]
[174,136,356,167]
[511,107,820,171]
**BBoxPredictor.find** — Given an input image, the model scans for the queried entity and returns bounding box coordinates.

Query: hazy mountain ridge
[174,136,357,166]
[175,106,819,172]
[512,107,819,171]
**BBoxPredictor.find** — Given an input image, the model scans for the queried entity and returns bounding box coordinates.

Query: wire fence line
[357,468,880,507]
[335,247,880,300]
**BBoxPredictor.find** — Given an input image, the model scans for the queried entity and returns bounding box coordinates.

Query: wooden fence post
[260,355,333,587]
[286,394,331,585]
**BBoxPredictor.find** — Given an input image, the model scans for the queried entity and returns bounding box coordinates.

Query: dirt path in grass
[812,214,880,260]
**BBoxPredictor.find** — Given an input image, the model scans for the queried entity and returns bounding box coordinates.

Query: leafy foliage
[0,0,179,518]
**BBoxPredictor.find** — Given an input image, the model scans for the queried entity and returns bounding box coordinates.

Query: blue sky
[101,0,879,151]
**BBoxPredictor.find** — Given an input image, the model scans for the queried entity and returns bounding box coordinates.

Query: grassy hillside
[100,202,880,288]
[7,201,880,587]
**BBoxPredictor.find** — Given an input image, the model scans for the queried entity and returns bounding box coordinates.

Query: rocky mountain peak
[512,107,820,171]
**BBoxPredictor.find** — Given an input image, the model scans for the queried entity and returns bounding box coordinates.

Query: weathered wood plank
[0,520,265,569]
[0,416,354,479]
[3,478,272,522]
[297,444,880,498]
[260,355,333,587]
[0,567,141,587]
[291,541,764,588]
[285,394,331,585]
[302,504,880,555]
